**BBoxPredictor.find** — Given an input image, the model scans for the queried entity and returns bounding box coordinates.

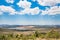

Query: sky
[0,0,60,25]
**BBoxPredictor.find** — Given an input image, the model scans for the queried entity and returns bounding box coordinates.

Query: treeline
[0,29,60,40]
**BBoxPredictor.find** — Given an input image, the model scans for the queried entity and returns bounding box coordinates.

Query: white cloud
[17,0,31,9]
[41,6,60,15]
[18,7,40,15]
[32,0,60,15]
[37,0,60,6]
[17,0,40,15]
[1,0,60,16]
[0,5,16,15]
[0,5,40,15]
[5,0,14,4]
[0,5,60,15]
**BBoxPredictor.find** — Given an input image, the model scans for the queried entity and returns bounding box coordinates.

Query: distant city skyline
[0,0,60,25]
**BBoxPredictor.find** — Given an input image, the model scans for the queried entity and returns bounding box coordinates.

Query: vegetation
[0,29,60,40]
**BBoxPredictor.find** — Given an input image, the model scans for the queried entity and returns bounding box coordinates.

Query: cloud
[18,7,40,15]
[5,0,14,4]
[17,0,40,15]
[41,6,60,15]
[17,0,31,9]
[0,5,40,15]
[0,0,60,15]
[0,5,16,15]
[0,0,40,15]
[0,5,60,15]
[32,0,60,15]
[37,0,60,6]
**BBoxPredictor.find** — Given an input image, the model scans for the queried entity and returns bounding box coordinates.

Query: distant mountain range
[0,25,60,28]
[0,25,60,31]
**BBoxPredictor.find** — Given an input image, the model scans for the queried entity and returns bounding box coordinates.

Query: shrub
[46,29,60,38]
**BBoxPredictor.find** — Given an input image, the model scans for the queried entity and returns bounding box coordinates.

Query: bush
[34,31,40,37]
[46,29,60,38]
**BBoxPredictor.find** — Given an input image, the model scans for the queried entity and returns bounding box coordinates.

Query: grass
[0,29,60,40]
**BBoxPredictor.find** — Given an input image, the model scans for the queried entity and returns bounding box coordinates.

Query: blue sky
[0,0,60,25]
